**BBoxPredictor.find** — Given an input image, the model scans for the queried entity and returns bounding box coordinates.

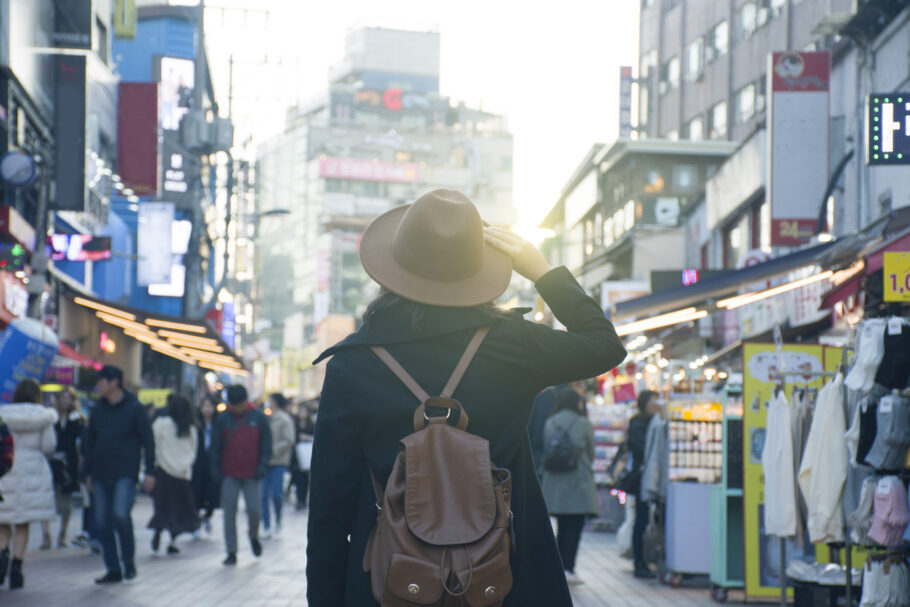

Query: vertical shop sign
[114,0,137,39]
[137,203,174,285]
[768,51,830,245]
[741,343,840,600]
[53,55,87,211]
[221,303,236,349]
[619,66,633,139]
[117,83,159,196]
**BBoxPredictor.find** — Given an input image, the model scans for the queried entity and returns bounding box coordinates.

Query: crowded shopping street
[2,1,910,606]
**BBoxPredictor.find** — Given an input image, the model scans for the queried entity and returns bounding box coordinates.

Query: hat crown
[390,190,484,281]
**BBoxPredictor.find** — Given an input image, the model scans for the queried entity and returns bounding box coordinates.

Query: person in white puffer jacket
[0,378,59,590]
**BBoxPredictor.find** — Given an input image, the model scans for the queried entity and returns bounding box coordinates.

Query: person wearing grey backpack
[541,387,598,585]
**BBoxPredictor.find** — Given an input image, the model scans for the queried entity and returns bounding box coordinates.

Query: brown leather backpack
[364,327,514,607]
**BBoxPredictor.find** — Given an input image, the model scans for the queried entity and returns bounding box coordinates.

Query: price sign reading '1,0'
[883,252,910,302]
[868,93,910,165]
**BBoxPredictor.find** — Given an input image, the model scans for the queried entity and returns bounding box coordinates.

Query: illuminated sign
[868,93,910,165]
[353,89,429,111]
[46,234,113,261]
[682,269,699,285]
[158,57,194,131]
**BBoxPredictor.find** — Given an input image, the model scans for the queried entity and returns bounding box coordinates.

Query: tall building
[638,0,853,142]
[254,27,515,397]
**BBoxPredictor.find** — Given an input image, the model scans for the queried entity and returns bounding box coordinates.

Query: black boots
[9,558,23,589]
[0,547,8,585]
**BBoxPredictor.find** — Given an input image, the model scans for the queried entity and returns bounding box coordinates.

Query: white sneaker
[273,523,281,538]
[261,528,272,539]
[565,571,584,585]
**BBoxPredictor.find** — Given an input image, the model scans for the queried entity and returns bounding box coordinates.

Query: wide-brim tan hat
[359,189,512,307]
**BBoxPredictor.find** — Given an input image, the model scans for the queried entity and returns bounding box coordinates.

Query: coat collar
[313,304,531,364]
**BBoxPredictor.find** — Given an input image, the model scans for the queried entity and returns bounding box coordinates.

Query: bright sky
[203,0,639,235]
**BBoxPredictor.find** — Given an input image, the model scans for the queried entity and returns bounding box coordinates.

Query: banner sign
[114,0,137,39]
[53,0,92,50]
[117,82,158,196]
[619,66,633,139]
[0,318,59,402]
[768,51,830,245]
[883,252,910,302]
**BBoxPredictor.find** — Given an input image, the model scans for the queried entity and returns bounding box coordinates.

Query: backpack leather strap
[441,326,490,399]
[369,346,431,403]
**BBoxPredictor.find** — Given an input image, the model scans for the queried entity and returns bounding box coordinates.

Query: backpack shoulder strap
[369,345,430,402]
[441,326,490,398]
[369,326,491,402]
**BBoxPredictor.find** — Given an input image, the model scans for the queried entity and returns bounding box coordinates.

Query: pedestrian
[528,381,585,478]
[83,365,156,585]
[148,394,200,554]
[191,396,220,535]
[261,393,294,539]
[289,401,315,510]
[0,378,59,589]
[305,190,627,606]
[628,389,659,579]
[540,387,599,585]
[49,386,85,549]
[211,384,271,566]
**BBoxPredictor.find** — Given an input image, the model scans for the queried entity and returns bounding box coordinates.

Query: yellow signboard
[137,388,172,408]
[883,251,910,302]
[114,0,137,39]
[742,343,840,600]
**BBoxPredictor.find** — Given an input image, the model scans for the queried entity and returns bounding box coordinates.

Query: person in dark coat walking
[288,401,315,510]
[83,366,156,585]
[628,389,659,579]
[305,190,627,607]
[191,397,219,534]
[51,387,85,548]
[541,388,599,584]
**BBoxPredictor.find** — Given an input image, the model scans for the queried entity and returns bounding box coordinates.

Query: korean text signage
[883,252,910,302]
[53,55,87,211]
[768,51,830,246]
[0,318,59,402]
[868,94,910,165]
[53,0,92,50]
[319,157,419,183]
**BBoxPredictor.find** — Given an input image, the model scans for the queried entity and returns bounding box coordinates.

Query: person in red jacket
[210,385,271,566]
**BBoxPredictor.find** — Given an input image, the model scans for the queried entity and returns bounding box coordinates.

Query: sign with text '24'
[868,94,910,165]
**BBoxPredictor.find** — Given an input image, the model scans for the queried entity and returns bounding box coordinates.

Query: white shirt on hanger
[762,390,797,537]
[798,373,847,544]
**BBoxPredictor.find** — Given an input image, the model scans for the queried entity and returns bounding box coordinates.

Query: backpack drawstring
[441,547,473,597]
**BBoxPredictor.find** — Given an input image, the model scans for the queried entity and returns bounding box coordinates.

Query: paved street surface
[1,496,719,606]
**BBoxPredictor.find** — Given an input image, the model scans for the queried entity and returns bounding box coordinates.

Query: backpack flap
[386,553,445,605]
[402,423,497,545]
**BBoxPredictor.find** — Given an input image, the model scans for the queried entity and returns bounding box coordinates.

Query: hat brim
[359,205,513,307]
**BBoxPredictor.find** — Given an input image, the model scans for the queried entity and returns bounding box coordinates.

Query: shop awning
[70,293,246,376]
[611,242,836,321]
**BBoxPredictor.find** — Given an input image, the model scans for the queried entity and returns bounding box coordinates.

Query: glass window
[613,208,625,239]
[684,37,704,82]
[712,21,729,57]
[672,165,698,193]
[594,212,603,247]
[709,101,728,139]
[755,76,767,114]
[737,2,757,40]
[685,116,704,141]
[770,0,786,15]
[604,217,614,246]
[735,83,756,124]
[643,168,665,193]
[665,129,679,141]
[624,200,635,231]
[585,220,594,256]
[662,56,680,92]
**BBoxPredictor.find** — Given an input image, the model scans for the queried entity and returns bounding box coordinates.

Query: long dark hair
[362,288,510,336]
[166,394,195,437]
[552,387,583,416]
[12,378,42,404]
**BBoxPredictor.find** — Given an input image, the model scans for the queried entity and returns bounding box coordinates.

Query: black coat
[54,413,85,493]
[626,413,652,497]
[305,266,627,607]
[83,391,155,483]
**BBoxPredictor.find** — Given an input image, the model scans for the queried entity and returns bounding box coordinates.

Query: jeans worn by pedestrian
[221,477,261,555]
[260,465,286,531]
[93,477,136,576]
